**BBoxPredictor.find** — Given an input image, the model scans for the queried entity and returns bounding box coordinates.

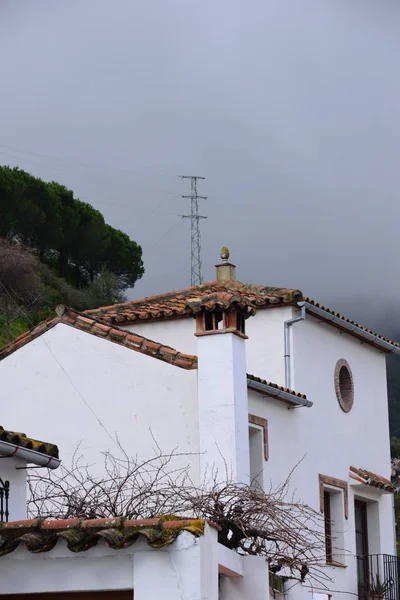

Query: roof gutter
[247,378,313,408]
[0,440,61,470]
[300,302,400,354]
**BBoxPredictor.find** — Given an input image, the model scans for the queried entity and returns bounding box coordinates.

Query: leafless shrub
[28,445,335,585]
[0,238,42,309]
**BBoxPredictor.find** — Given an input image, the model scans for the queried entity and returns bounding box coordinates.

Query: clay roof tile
[349,465,397,492]
[81,280,399,350]
[0,308,198,371]
[0,517,214,556]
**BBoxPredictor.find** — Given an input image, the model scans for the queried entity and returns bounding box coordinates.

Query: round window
[334,359,354,413]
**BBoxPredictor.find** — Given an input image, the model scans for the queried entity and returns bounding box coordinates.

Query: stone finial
[220,246,230,262]
[55,305,66,317]
[216,246,236,282]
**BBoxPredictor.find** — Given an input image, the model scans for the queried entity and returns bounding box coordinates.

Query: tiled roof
[0,517,213,556]
[304,298,400,349]
[84,281,301,323]
[247,374,307,400]
[84,280,400,351]
[0,307,197,370]
[349,466,397,493]
[0,427,59,459]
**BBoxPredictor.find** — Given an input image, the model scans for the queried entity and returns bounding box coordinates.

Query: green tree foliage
[0,165,144,289]
[86,268,128,307]
[387,354,400,438]
[391,437,400,459]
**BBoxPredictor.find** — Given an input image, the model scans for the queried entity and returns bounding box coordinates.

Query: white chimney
[196,248,250,484]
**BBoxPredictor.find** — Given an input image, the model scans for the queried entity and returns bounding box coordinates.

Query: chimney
[196,250,250,484]
[215,246,236,283]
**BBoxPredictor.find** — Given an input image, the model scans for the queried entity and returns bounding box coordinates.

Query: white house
[0,248,397,600]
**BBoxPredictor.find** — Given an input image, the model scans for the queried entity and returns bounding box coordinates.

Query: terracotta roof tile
[349,466,397,493]
[0,307,197,370]
[0,426,59,459]
[84,281,300,323]
[247,374,307,400]
[83,280,400,351]
[0,517,215,556]
[305,298,400,349]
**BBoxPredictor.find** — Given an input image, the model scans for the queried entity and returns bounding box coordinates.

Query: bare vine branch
[28,444,337,585]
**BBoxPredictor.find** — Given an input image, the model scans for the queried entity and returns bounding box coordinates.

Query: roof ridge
[0,306,198,370]
[82,281,302,324]
[81,282,400,352]
[84,280,222,314]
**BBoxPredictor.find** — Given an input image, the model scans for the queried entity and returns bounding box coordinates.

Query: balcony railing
[0,478,10,523]
[357,554,399,600]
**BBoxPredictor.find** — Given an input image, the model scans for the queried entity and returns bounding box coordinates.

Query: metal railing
[357,554,399,600]
[0,478,10,522]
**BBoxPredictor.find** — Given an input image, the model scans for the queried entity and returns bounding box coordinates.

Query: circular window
[334,359,354,413]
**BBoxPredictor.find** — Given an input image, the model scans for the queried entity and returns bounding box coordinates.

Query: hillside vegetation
[0,165,143,289]
[0,165,144,346]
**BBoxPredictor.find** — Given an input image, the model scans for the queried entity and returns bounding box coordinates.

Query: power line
[0,141,181,180]
[181,175,207,286]
[149,218,185,250]
[0,150,177,220]
[0,125,183,177]
[0,144,183,199]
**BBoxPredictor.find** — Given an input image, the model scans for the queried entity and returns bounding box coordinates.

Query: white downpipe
[284,303,306,390]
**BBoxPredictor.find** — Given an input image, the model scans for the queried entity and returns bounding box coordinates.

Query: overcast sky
[1,1,400,335]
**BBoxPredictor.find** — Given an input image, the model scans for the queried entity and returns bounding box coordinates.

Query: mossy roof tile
[0,517,217,556]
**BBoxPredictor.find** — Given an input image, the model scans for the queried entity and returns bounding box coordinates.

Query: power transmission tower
[181,175,207,286]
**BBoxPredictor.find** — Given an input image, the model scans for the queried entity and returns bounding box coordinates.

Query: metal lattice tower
[181,176,207,286]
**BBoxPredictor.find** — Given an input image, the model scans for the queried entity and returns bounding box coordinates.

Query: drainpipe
[284,302,306,390]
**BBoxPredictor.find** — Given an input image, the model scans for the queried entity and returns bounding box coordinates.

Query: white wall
[219,554,270,600]
[248,313,394,599]
[0,457,27,521]
[245,306,292,385]
[197,332,250,483]
[125,306,292,388]
[292,314,391,480]
[0,324,200,482]
[1,301,395,600]
[0,526,220,600]
[124,318,197,355]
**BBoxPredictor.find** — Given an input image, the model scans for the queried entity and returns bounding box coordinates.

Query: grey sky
[1,0,400,335]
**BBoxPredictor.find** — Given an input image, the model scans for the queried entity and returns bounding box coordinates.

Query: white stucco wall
[124,318,197,355]
[248,313,394,599]
[197,332,250,483]
[292,314,391,479]
[0,299,395,599]
[0,457,27,521]
[245,306,292,385]
[0,324,199,481]
[0,526,219,600]
[125,306,292,388]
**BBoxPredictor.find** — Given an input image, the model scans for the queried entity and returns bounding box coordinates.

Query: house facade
[0,249,397,599]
